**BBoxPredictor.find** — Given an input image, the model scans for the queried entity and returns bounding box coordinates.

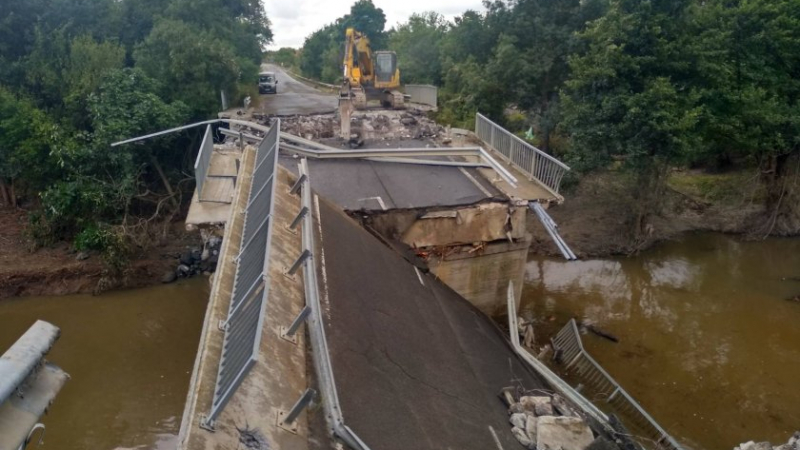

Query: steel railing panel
[202,119,281,427]
[475,112,570,195]
[552,319,682,450]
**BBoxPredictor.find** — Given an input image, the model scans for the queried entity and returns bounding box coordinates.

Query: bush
[74,223,131,273]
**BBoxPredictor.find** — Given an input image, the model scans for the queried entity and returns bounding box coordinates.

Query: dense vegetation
[0,0,271,268]
[299,0,800,238]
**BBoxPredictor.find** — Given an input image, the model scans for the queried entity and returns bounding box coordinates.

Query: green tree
[64,35,126,128]
[562,0,701,237]
[388,12,446,85]
[343,0,387,49]
[134,18,242,116]
[270,47,299,68]
[0,88,60,206]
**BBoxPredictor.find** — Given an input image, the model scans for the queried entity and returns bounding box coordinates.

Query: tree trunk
[0,179,9,206]
[149,154,180,209]
[9,179,17,208]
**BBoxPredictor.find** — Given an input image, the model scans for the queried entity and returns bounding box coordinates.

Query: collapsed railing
[199,120,281,429]
[475,112,570,196]
[288,158,373,449]
[552,319,682,450]
[529,202,577,260]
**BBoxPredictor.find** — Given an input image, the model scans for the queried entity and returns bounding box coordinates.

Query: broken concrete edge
[0,321,68,450]
[0,320,61,404]
[0,362,70,450]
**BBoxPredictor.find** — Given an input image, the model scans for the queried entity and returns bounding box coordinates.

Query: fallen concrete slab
[312,194,549,450]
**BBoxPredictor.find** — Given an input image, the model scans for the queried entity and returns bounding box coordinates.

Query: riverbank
[0,208,200,299]
[529,169,773,257]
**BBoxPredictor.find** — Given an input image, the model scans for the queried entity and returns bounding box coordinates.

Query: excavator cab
[374,51,397,85]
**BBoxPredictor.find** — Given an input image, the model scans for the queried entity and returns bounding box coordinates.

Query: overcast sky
[263,0,486,50]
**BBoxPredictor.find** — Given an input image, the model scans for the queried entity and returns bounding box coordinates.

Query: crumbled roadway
[259,64,338,116]
[313,195,549,449]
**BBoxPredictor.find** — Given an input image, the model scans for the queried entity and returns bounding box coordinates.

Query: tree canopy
[0,0,272,264]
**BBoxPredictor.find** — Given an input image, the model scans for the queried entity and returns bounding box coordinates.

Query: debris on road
[272,108,449,145]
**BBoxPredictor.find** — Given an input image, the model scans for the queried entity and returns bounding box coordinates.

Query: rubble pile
[504,392,613,450]
[734,432,800,450]
[162,235,222,283]
[278,109,448,143]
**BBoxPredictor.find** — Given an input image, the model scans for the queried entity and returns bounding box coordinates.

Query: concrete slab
[313,195,549,450]
[186,149,242,227]
[199,177,234,203]
[206,150,239,177]
[185,190,231,227]
[477,159,558,203]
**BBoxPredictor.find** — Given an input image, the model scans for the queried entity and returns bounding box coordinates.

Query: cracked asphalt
[313,195,548,450]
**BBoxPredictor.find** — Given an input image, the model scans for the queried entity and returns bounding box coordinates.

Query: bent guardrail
[552,319,682,450]
[475,112,570,196]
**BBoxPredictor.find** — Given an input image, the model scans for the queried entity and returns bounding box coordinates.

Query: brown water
[0,279,208,450]
[523,233,800,449]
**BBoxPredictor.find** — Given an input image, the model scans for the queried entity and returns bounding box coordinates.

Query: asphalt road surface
[258,63,338,116]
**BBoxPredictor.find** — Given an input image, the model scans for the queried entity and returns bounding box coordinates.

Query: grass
[667,169,764,205]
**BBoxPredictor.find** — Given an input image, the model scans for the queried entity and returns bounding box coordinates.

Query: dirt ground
[529,170,766,257]
[0,208,200,299]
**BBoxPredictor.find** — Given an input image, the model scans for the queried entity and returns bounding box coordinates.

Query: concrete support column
[339,97,352,140]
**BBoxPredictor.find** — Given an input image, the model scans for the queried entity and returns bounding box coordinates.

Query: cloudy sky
[263,0,486,49]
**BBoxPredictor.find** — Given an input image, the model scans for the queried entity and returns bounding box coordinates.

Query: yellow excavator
[341,27,405,109]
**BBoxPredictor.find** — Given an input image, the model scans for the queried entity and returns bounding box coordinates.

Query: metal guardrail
[404,85,437,108]
[292,158,372,450]
[475,112,570,195]
[200,119,281,428]
[529,202,577,260]
[552,319,682,450]
[286,70,339,91]
[506,283,611,427]
[193,125,214,201]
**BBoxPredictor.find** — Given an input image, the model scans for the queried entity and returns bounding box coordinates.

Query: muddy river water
[523,233,800,449]
[1,234,798,450]
[0,278,208,450]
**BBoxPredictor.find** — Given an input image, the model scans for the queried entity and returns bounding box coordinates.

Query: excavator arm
[341,27,404,109]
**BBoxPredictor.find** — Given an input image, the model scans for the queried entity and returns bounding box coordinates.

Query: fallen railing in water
[508,283,684,450]
[552,319,683,450]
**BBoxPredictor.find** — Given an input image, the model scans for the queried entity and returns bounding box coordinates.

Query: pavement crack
[379,348,483,412]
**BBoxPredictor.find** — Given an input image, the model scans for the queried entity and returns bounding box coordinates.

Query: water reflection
[523,233,800,449]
